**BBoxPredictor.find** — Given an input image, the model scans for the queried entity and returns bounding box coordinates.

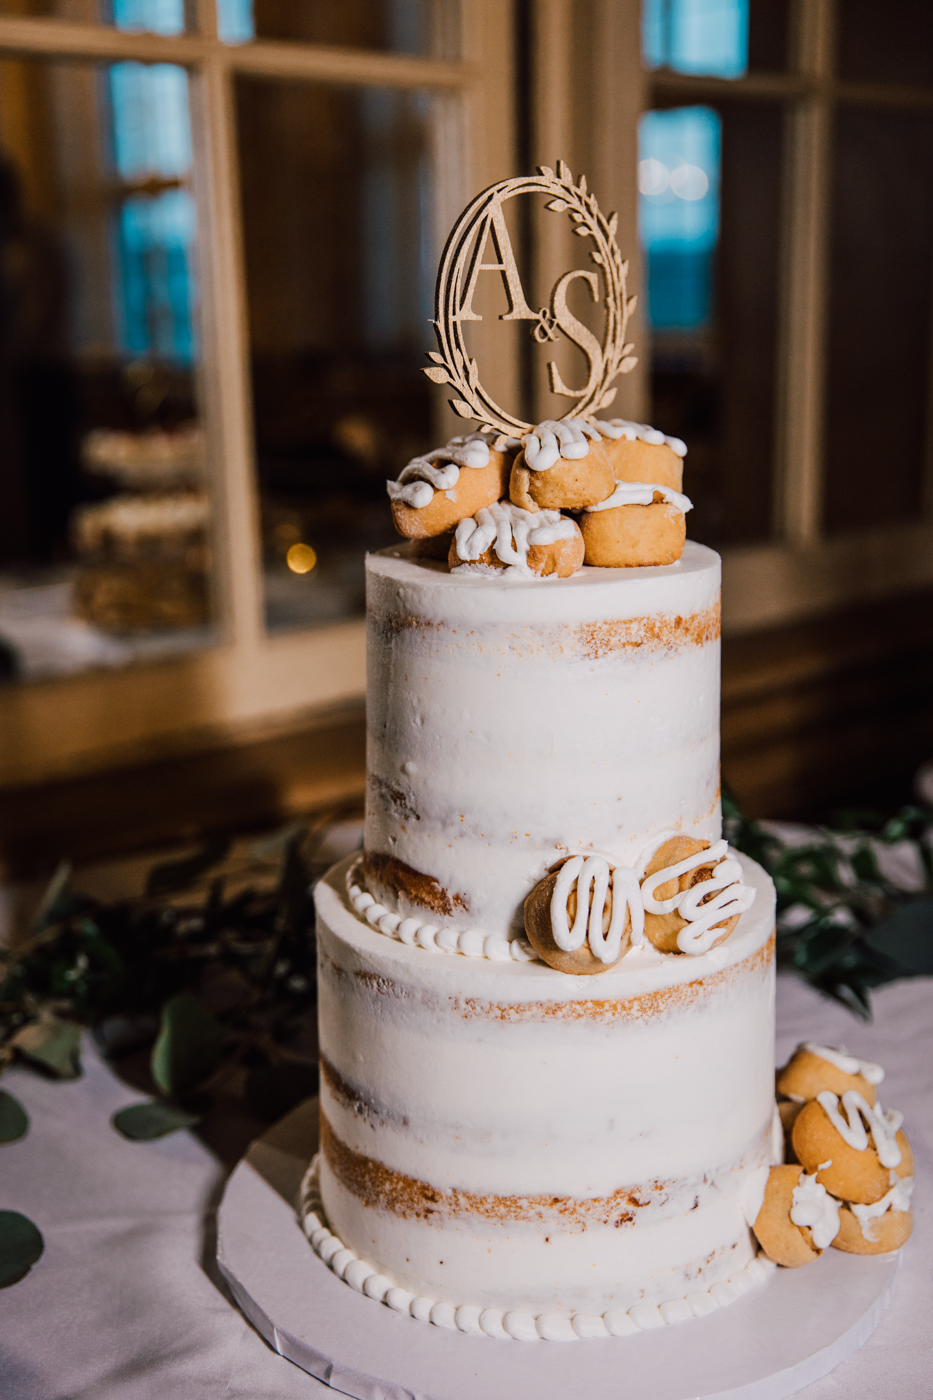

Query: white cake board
[216,1099,899,1400]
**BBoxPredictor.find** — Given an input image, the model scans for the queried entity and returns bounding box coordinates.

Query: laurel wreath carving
[424,160,638,436]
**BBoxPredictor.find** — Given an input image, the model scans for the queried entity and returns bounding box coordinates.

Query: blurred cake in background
[71,424,210,632]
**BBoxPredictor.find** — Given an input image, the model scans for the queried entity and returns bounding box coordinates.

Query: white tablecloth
[2,974,931,1399]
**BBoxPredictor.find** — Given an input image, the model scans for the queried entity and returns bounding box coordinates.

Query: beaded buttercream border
[298,1156,775,1341]
[346,861,538,963]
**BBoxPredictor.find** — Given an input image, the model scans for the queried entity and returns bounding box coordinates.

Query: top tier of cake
[364,539,721,939]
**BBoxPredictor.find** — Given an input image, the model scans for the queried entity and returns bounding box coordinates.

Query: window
[0,0,515,788]
[643,0,933,629]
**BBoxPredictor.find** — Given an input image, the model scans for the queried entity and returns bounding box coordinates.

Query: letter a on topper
[428,161,639,435]
[453,195,538,323]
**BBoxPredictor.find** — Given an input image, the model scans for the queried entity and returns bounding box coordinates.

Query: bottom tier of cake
[315,852,777,1321]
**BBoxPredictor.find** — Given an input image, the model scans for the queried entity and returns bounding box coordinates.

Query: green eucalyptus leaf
[112,1101,201,1141]
[145,837,231,897]
[0,1211,43,1287]
[863,898,933,974]
[0,1091,28,1143]
[11,1019,82,1078]
[150,995,223,1096]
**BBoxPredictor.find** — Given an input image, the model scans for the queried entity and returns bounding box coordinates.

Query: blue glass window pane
[112,0,184,36]
[643,0,748,79]
[639,106,721,330]
[114,190,197,364]
[110,63,192,179]
[217,0,255,44]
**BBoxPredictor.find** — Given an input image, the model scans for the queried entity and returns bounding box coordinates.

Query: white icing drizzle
[851,1174,914,1241]
[802,1043,885,1086]
[585,480,693,515]
[454,501,575,571]
[386,432,491,508]
[790,1171,841,1250]
[549,855,645,964]
[592,418,688,458]
[816,1090,903,1168]
[521,417,601,471]
[639,840,757,955]
[346,864,537,964]
[299,1156,776,1342]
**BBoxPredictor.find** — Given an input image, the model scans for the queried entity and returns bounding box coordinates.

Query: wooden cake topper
[424,161,638,436]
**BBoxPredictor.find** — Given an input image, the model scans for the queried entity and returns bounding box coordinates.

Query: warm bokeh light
[286,543,317,575]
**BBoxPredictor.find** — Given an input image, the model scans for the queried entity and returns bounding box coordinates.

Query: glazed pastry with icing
[791,1090,913,1204]
[751,1164,840,1266]
[388,434,513,539]
[832,1177,914,1255]
[777,1042,883,1108]
[639,836,756,954]
[509,420,615,511]
[522,855,643,974]
[593,418,686,491]
[449,502,584,578]
[581,483,692,568]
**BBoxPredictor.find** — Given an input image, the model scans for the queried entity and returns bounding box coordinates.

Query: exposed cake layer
[316,852,777,1317]
[364,541,722,937]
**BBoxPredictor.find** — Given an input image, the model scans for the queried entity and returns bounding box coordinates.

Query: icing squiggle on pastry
[454,501,575,570]
[816,1090,903,1168]
[550,856,645,964]
[299,1156,776,1341]
[639,839,757,955]
[593,418,688,458]
[386,433,491,508]
[803,1043,884,1086]
[851,1175,913,1241]
[585,481,694,514]
[521,417,601,471]
[789,1171,840,1249]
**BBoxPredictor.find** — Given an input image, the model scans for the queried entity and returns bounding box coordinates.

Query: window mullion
[775,0,835,546]
[189,48,265,651]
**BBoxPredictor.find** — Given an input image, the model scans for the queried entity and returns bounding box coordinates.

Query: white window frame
[0,0,515,788]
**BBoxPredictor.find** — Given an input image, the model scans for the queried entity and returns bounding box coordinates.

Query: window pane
[0,57,216,683]
[234,78,436,633]
[823,108,933,533]
[641,101,783,546]
[229,0,460,58]
[0,0,189,32]
[837,0,933,89]
[643,0,789,78]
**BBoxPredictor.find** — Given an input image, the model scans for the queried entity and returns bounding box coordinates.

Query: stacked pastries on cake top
[386,416,691,575]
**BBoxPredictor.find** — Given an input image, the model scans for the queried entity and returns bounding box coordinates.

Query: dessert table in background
[2,974,931,1400]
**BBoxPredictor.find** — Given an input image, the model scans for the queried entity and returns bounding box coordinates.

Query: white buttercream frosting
[550,855,644,962]
[816,1090,903,1168]
[585,480,693,514]
[365,543,723,938]
[315,853,776,1320]
[593,418,688,457]
[301,1147,777,1340]
[454,501,576,572]
[386,432,491,508]
[639,839,757,954]
[802,1043,885,1086]
[521,417,601,470]
[851,1175,913,1241]
[790,1171,841,1249]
